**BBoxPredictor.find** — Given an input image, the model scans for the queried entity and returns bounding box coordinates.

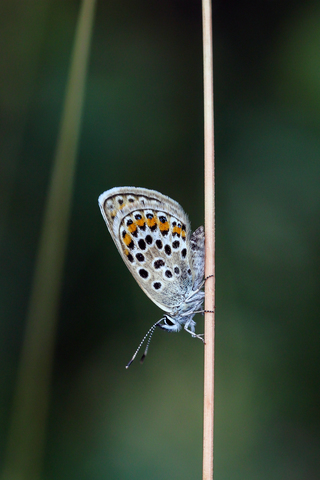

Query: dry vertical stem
[202,0,215,479]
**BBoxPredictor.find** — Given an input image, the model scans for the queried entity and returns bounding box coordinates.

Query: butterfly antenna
[125,319,162,369]
[139,322,159,364]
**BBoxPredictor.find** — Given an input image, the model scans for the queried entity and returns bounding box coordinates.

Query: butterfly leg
[184,318,205,342]
[186,309,215,315]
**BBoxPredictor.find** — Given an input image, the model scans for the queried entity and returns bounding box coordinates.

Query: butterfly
[98,187,206,367]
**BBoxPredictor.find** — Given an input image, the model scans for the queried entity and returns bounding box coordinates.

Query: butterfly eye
[164,317,174,327]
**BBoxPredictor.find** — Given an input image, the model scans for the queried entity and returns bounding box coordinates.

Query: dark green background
[1,0,320,478]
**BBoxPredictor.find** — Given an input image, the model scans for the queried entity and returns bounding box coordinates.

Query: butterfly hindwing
[98,187,194,310]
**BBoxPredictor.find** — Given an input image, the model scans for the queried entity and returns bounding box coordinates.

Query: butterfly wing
[98,187,195,312]
[190,226,205,290]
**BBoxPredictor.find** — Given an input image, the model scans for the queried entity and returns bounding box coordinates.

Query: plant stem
[202,0,215,478]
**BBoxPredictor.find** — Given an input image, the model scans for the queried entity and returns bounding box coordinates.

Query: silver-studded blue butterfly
[98,187,205,367]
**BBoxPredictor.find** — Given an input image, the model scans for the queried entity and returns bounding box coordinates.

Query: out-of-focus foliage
[0,0,319,479]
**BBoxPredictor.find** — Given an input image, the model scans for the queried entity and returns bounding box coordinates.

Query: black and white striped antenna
[125,319,162,369]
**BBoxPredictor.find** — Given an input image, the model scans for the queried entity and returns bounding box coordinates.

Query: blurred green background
[1,0,320,478]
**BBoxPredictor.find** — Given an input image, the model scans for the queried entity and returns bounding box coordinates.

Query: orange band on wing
[160,221,170,232]
[128,223,137,234]
[123,233,132,246]
[135,218,145,227]
[146,217,157,228]
[172,226,182,235]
